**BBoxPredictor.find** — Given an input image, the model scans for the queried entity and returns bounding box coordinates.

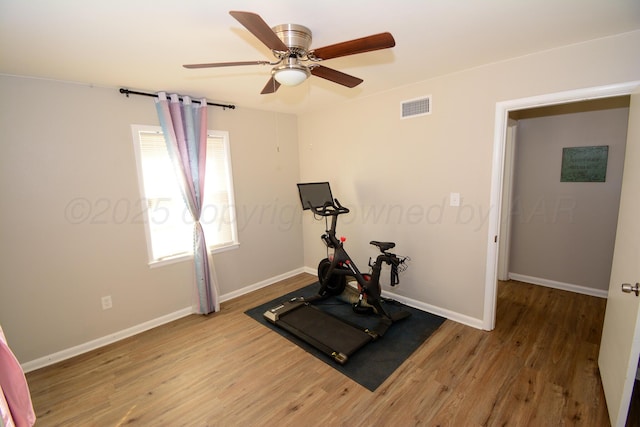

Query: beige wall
[298,30,640,323]
[0,76,303,362]
[509,105,629,291]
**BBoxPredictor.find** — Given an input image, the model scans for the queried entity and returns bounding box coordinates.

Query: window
[132,125,238,265]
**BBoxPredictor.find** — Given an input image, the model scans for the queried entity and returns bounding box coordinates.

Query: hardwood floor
[26,274,610,426]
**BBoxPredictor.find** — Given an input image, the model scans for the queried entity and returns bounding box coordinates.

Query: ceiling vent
[401,95,432,119]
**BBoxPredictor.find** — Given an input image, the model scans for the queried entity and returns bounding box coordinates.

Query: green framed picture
[560,145,608,182]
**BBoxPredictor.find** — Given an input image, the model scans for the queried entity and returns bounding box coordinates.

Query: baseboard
[508,273,609,299]
[382,289,485,330]
[304,264,484,329]
[22,267,307,373]
[22,307,193,373]
[219,267,307,302]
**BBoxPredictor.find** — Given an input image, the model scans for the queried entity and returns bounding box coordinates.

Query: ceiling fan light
[274,65,309,86]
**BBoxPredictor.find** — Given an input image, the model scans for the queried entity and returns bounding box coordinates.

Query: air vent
[401,96,432,119]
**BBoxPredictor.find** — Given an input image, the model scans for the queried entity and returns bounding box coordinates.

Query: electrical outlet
[101,295,113,310]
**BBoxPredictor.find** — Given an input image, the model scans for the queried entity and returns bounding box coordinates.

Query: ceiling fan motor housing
[272,24,312,56]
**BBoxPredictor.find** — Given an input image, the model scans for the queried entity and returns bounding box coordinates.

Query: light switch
[450,192,460,207]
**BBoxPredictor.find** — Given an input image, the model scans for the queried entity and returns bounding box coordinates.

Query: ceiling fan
[183,11,396,94]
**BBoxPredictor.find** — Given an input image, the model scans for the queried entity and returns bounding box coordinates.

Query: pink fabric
[0,328,35,427]
[156,92,217,314]
[1,387,16,427]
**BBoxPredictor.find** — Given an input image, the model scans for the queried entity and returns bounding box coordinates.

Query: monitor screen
[297,182,333,210]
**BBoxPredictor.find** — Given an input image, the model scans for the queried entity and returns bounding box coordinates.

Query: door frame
[483,80,640,331]
[497,119,517,281]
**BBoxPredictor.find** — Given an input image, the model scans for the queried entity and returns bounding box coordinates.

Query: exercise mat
[244,282,445,391]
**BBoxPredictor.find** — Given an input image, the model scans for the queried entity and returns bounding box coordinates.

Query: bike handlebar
[311,199,350,216]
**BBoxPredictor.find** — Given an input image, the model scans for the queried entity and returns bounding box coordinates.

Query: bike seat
[370,241,395,252]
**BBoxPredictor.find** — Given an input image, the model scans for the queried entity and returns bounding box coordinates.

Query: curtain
[155,92,219,314]
[0,325,36,427]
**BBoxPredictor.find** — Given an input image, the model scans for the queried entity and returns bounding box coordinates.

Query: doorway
[484,81,640,425]
[499,96,630,296]
[483,81,640,332]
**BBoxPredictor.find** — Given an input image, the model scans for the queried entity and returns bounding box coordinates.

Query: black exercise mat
[244,282,446,391]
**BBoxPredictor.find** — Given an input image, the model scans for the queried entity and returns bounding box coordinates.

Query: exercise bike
[263,182,410,364]
[313,196,410,325]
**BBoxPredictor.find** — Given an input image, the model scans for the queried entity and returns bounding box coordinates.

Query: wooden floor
[26,273,611,426]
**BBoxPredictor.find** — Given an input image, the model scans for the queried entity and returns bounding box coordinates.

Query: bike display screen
[297,182,334,210]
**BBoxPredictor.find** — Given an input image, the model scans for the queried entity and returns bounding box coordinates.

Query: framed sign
[560,145,608,182]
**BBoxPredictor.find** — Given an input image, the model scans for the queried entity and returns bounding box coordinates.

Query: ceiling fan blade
[261,76,281,94]
[311,32,395,60]
[183,60,271,69]
[310,65,363,88]
[229,11,289,52]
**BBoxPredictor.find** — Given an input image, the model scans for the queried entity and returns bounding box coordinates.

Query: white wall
[0,76,303,363]
[509,104,629,291]
[298,31,640,325]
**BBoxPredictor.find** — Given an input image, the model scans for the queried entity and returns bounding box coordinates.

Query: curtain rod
[119,88,235,110]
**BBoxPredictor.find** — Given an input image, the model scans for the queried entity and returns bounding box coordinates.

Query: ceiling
[1,0,639,115]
